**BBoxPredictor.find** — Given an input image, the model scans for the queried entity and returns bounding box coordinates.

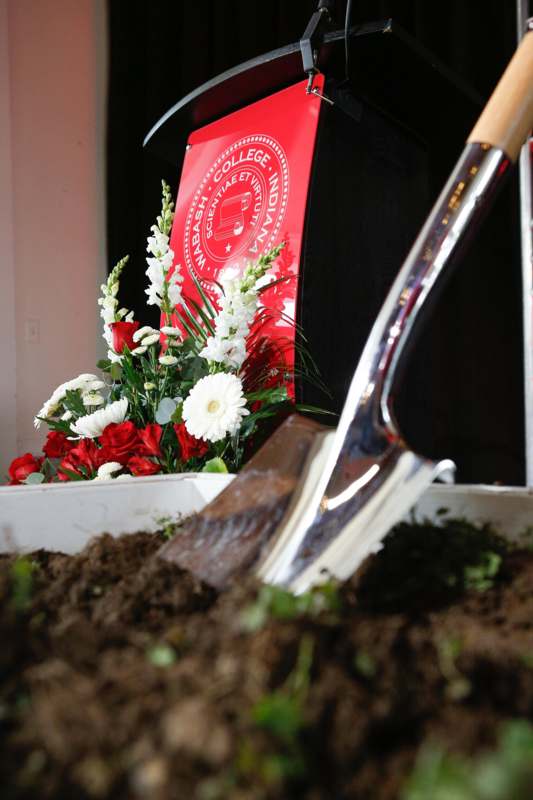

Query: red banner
[168,77,324,393]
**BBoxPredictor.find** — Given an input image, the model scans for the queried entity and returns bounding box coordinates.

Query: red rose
[127,456,161,477]
[110,321,140,354]
[43,431,75,459]
[137,423,163,457]
[99,421,141,464]
[8,453,43,485]
[57,438,101,480]
[173,422,209,462]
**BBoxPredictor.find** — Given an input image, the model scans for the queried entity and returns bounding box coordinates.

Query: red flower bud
[110,321,140,354]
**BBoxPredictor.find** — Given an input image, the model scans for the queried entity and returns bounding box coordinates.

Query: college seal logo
[183,134,289,284]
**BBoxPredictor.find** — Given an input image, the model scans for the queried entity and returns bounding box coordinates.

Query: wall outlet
[24,318,40,343]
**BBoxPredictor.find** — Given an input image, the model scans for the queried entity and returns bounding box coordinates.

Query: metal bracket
[300,0,335,83]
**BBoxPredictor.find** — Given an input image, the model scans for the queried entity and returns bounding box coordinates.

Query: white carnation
[70,398,128,439]
[94,461,123,480]
[141,333,160,346]
[34,374,102,427]
[182,373,249,443]
[133,326,159,342]
[159,354,178,366]
[82,391,105,407]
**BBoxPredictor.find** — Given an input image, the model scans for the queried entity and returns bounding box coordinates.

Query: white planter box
[410,483,533,542]
[1,478,530,556]
[0,473,235,554]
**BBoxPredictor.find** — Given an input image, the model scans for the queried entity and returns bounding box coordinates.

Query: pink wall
[0,0,107,475]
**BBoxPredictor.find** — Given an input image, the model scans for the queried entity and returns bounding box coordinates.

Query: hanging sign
[167,77,324,394]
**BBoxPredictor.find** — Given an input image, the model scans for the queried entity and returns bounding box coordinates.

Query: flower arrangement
[7,182,323,485]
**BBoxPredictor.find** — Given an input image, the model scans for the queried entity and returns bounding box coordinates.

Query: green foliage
[201,457,228,474]
[240,581,341,632]
[402,720,533,800]
[10,557,37,612]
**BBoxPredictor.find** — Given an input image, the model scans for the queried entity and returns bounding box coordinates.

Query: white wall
[0,0,107,477]
[0,0,17,478]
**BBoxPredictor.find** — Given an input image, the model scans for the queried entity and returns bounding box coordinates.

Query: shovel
[161,31,533,593]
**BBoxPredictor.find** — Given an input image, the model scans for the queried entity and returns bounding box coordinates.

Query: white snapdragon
[199,274,261,370]
[144,181,183,315]
[97,255,134,363]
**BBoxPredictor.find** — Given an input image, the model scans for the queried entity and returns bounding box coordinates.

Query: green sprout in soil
[463,551,501,592]
[356,518,507,612]
[435,636,471,701]
[10,556,37,612]
[353,649,377,679]
[146,644,176,668]
[402,720,533,800]
[240,581,341,632]
[242,635,314,786]
[154,514,184,541]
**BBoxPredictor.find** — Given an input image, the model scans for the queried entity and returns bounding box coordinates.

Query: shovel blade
[260,444,455,594]
[158,415,328,589]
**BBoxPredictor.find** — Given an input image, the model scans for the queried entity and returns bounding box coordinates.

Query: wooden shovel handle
[467,30,533,162]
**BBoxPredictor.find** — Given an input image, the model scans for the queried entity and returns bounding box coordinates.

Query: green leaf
[110,363,123,381]
[246,386,288,404]
[190,270,218,319]
[58,466,84,481]
[294,403,337,416]
[170,403,183,423]
[96,359,112,372]
[22,472,45,485]
[186,295,216,336]
[155,397,177,425]
[202,457,228,473]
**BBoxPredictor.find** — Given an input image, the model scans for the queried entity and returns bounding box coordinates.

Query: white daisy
[94,461,123,480]
[70,398,128,439]
[182,373,249,443]
[133,326,159,342]
[34,374,103,427]
[159,354,178,366]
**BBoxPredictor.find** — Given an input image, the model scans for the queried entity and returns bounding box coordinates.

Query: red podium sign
[168,78,324,391]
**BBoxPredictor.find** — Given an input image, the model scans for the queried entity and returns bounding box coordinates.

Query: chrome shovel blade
[258,442,455,593]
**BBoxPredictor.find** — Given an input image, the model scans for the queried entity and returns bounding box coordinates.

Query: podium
[144,20,523,485]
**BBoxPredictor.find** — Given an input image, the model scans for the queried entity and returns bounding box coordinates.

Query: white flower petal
[159,355,178,366]
[182,373,249,443]
[133,326,158,342]
[70,398,128,439]
[141,333,160,346]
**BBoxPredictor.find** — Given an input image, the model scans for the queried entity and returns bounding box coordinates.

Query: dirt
[2,519,533,799]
